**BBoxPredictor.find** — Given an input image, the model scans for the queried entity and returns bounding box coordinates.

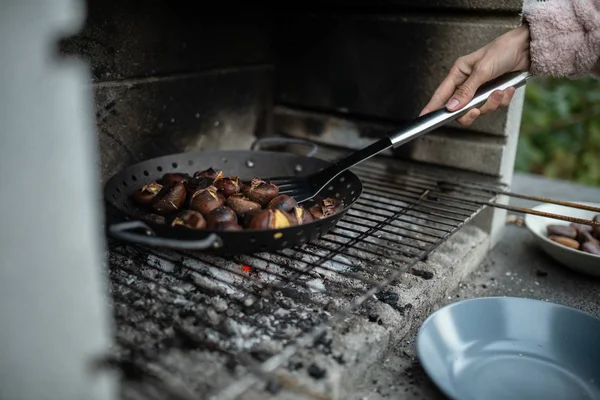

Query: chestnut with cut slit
[214,176,241,198]
[289,206,314,225]
[226,194,261,218]
[184,176,214,199]
[171,210,206,230]
[247,209,295,230]
[131,181,163,207]
[268,194,298,213]
[151,182,187,215]
[241,178,279,207]
[189,187,225,217]
[309,197,341,220]
[194,167,223,182]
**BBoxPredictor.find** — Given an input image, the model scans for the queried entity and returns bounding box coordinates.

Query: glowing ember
[241,265,252,273]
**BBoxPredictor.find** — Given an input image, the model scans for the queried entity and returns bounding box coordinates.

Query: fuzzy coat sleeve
[522,0,600,78]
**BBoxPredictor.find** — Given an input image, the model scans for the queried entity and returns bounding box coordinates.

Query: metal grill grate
[106,148,504,400]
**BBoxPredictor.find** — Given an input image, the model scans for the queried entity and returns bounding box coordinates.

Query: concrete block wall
[60,0,273,183]
[272,1,525,246]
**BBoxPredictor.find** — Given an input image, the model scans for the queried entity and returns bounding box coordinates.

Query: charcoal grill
[106,143,511,400]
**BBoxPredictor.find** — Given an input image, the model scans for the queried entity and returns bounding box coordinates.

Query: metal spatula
[271,71,532,203]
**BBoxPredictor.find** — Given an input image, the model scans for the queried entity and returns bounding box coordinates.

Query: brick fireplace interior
[58,1,527,398]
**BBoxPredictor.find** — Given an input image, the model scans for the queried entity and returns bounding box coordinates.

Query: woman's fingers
[456,109,480,126]
[455,87,517,126]
[419,56,474,116]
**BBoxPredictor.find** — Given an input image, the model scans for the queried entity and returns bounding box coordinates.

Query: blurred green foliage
[517,76,600,186]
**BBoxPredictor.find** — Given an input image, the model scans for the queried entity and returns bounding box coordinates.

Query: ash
[106,185,475,398]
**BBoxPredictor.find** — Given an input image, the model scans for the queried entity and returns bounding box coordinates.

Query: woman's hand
[420,24,531,126]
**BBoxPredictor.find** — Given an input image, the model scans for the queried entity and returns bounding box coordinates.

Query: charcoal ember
[546,224,577,239]
[267,194,297,213]
[241,178,279,207]
[170,210,206,230]
[307,363,327,380]
[159,172,191,186]
[549,235,580,250]
[214,176,241,198]
[376,291,399,307]
[151,182,187,215]
[130,182,163,207]
[226,194,262,218]
[582,241,600,255]
[206,206,237,229]
[193,167,223,182]
[189,186,225,217]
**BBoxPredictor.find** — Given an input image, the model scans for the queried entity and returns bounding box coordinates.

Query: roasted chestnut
[194,167,223,182]
[593,215,600,238]
[289,206,314,225]
[546,224,577,239]
[267,194,298,213]
[131,182,163,206]
[171,210,207,230]
[577,230,598,245]
[309,197,343,220]
[151,182,187,215]
[159,172,191,186]
[206,206,238,229]
[570,222,593,234]
[549,235,580,250]
[247,209,295,230]
[189,187,225,216]
[214,176,241,198]
[184,176,214,198]
[241,178,279,207]
[582,240,600,255]
[210,221,244,231]
[225,194,261,218]
[241,209,262,228]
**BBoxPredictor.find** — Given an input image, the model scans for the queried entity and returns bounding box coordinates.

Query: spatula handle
[390,71,532,148]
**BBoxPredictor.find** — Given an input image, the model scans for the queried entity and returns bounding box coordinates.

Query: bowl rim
[523,201,600,261]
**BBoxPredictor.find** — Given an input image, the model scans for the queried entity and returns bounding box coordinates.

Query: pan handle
[250,137,319,158]
[108,220,223,250]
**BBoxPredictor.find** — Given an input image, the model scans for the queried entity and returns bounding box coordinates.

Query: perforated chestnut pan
[104,138,363,254]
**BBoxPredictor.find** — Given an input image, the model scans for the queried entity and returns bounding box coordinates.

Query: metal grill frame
[105,144,506,400]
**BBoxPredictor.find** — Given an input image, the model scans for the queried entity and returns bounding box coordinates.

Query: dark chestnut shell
[194,167,223,182]
[247,209,295,230]
[131,182,163,207]
[225,194,261,218]
[241,209,262,228]
[289,206,314,225]
[189,187,225,217]
[214,176,241,198]
[171,210,207,230]
[159,172,191,186]
[210,221,244,231]
[151,182,187,215]
[241,178,279,207]
[184,177,214,198]
[267,194,298,213]
[206,206,238,229]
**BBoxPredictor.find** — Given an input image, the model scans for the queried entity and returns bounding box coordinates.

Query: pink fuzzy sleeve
[522,0,600,78]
